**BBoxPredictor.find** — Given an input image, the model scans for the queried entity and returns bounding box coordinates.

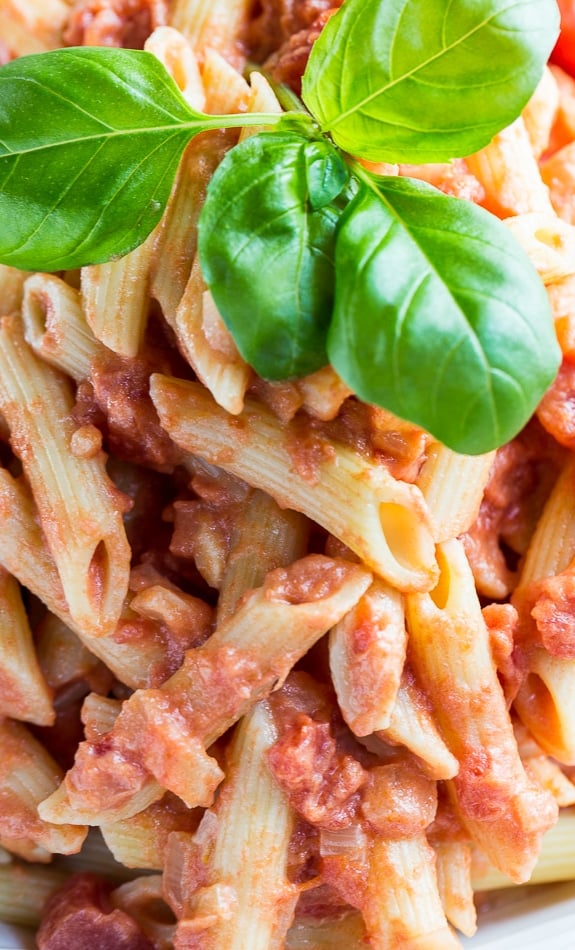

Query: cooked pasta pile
[1,0,575,947]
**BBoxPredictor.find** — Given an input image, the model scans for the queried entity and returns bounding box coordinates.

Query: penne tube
[512,455,575,762]
[149,48,248,329]
[0,565,53,726]
[129,583,214,650]
[541,141,575,225]
[80,229,156,359]
[111,875,175,947]
[149,133,231,329]
[50,827,132,883]
[201,46,251,114]
[169,0,253,68]
[515,453,575,586]
[363,833,461,948]
[150,374,439,592]
[0,264,27,317]
[524,753,575,807]
[172,258,252,415]
[145,26,206,111]
[514,651,575,764]
[465,116,554,217]
[0,469,75,626]
[0,718,86,859]
[378,672,460,781]
[522,65,560,159]
[238,70,283,141]
[81,693,122,743]
[36,613,113,702]
[41,556,372,824]
[170,67,282,414]
[434,839,477,938]
[22,272,103,380]
[176,701,298,948]
[406,539,558,882]
[416,444,495,544]
[39,778,165,829]
[216,488,309,623]
[170,459,253,591]
[329,579,406,736]
[0,862,68,927]
[101,793,199,871]
[0,469,172,689]
[549,63,575,147]
[0,316,131,639]
[504,212,575,283]
[547,272,575,359]
[82,693,199,870]
[471,808,575,891]
[0,0,69,56]
[297,365,353,422]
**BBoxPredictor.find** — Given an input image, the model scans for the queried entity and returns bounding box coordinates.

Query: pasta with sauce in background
[0,0,575,947]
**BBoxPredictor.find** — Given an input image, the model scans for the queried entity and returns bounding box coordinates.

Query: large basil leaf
[0,48,226,270]
[327,178,560,454]
[198,131,350,379]
[302,0,559,163]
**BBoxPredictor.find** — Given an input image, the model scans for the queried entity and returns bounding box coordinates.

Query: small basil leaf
[198,131,350,380]
[305,144,349,210]
[302,0,559,163]
[0,48,218,270]
[327,178,560,454]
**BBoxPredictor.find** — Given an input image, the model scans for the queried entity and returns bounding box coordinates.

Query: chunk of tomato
[552,0,575,75]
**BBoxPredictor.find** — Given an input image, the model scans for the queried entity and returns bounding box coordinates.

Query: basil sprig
[0,0,561,453]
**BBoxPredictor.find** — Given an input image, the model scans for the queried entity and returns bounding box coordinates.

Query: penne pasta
[0,264,26,317]
[80,230,156,359]
[378,672,460,782]
[0,0,69,56]
[0,316,131,639]
[40,555,372,823]
[362,832,460,948]
[0,469,174,689]
[0,862,68,927]
[0,718,86,860]
[434,839,477,938]
[416,444,495,544]
[512,455,575,762]
[471,808,575,891]
[22,271,103,380]
[1,3,575,946]
[169,0,253,68]
[329,579,406,736]
[406,539,558,882]
[173,701,298,948]
[150,374,439,592]
[466,116,555,218]
[0,565,53,726]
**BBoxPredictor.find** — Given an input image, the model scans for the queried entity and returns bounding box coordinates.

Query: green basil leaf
[0,48,225,270]
[302,0,559,163]
[198,131,350,380]
[327,177,561,454]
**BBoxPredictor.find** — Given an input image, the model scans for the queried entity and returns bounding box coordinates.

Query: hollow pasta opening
[25,289,50,340]
[428,547,451,610]
[378,501,427,572]
[516,672,563,754]
[87,538,112,616]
